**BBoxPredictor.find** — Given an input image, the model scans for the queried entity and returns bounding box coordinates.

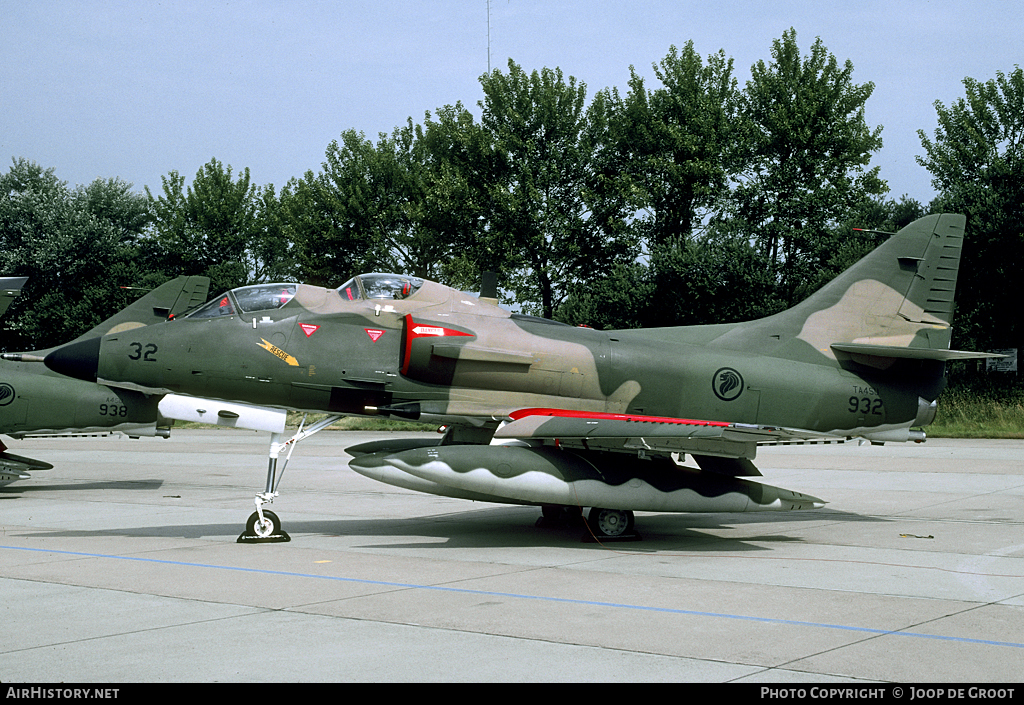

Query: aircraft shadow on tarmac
[15,503,884,549]
[0,479,165,494]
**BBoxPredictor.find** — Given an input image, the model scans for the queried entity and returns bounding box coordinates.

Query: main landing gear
[537,505,641,542]
[237,414,344,543]
[586,507,638,541]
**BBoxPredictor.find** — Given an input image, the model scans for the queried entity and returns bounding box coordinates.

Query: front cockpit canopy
[337,273,423,302]
[187,283,297,319]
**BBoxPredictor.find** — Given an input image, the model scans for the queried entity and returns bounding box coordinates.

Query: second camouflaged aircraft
[43,214,999,540]
[0,276,210,485]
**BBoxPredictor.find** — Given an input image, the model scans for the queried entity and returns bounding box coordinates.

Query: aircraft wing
[494,408,850,472]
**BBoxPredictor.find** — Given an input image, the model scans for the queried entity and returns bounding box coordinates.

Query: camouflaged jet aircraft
[0,276,210,484]
[42,214,1000,540]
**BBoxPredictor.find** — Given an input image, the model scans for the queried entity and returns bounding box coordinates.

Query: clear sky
[3,1,1021,204]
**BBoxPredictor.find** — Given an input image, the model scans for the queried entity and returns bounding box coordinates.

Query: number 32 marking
[128,342,158,362]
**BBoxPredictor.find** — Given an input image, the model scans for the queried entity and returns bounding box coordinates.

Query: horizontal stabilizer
[831,343,1006,362]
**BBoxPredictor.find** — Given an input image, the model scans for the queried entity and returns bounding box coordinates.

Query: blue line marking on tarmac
[5,544,1023,650]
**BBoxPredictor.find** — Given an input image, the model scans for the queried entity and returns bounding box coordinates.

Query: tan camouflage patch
[798,279,949,359]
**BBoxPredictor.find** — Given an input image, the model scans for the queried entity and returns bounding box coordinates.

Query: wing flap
[496,408,845,460]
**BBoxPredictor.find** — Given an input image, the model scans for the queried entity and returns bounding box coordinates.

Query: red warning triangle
[365,328,385,342]
[299,323,320,337]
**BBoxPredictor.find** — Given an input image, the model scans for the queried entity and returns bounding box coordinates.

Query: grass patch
[927,380,1024,438]
[287,413,437,433]
[170,412,438,433]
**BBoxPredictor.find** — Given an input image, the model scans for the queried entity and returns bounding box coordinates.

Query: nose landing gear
[237,414,344,543]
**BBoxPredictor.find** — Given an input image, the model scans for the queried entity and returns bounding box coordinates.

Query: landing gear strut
[536,504,584,528]
[237,414,344,543]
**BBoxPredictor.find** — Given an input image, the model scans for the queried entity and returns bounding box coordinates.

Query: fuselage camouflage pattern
[46,214,981,443]
[38,215,1001,535]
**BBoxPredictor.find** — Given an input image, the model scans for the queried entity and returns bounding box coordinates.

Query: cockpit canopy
[188,283,297,319]
[186,274,425,319]
[337,273,424,301]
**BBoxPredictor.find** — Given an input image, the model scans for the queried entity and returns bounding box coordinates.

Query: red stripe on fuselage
[509,408,730,427]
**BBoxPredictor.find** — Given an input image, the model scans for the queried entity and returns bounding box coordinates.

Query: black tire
[587,507,634,538]
[246,510,281,538]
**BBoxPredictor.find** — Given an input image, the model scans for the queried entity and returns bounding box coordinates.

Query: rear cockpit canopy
[337,273,424,302]
[188,283,297,319]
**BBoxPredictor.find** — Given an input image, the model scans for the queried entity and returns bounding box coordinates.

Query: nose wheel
[243,509,285,541]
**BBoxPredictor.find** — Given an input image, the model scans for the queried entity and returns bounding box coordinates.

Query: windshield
[337,273,423,301]
[188,283,297,319]
[232,284,296,312]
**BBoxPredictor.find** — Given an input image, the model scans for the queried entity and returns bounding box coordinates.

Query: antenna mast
[486,0,492,73]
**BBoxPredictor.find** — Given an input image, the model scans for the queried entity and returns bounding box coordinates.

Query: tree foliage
[727,29,886,306]
[0,159,149,349]
[917,66,1024,351]
[145,158,283,294]
[601,41,740,246]
[478,60,638,318]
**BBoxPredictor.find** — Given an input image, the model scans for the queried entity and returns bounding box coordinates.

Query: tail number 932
[848,396,883,416]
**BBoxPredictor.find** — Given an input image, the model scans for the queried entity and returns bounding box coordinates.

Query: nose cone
[43,337,101,382]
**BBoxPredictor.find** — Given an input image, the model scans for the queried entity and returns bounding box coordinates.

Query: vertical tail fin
[66,275,210,345]
[714,214,999,364]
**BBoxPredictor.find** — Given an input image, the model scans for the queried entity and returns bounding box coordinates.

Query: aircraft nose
[43,337,101,382]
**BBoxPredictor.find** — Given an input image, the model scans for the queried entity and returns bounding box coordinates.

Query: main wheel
[587,507,634,538]
[246,509,281,538]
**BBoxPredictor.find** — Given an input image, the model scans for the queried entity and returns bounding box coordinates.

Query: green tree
[250,183,296,284]
[479,60,638,318]
[646,233,782,327]
[0,159,150,348]
[291,126,454,286]
[146,158,268,293]
[415,103,505,291]
[600,42,741,247]
[555,262,654,330]
[280,169,356,287]
[727,29,887,306]
[917,66,1024,351]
